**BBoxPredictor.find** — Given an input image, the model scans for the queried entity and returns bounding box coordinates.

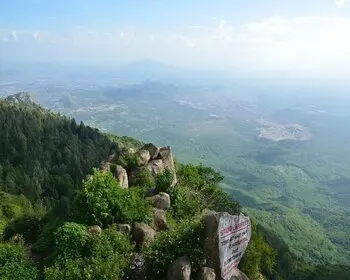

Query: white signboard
[218,213,251,280]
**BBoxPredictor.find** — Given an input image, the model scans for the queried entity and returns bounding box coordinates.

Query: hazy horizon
[1,0,350,85]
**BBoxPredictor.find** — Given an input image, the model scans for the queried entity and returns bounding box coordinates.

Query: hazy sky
[1,0,350,81]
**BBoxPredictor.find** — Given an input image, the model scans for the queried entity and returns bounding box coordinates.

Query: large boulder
[141,143,160,159]
[153,208,169,231]
[147,192,171,210]
[158,146,177,187]
[201,212,221,276]
[197,267,216,280]
[137,149,151,166]
[132,223,156,247]
[167,257,191,280]
[114,165,128,189]
[201,211,251,280]
[147,159,164,175]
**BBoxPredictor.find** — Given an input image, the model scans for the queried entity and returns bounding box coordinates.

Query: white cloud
[1,15,350,82]
[335,0,350,7]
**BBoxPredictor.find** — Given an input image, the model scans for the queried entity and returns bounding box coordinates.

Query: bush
[73,169,153,226]
[130,168,154,189]
[3,214,44,244]
[0,241,40,280]
[55,222,89,259]
[155,169,173,194]
[239,222,277,280]
[144,218,205,279]
[45,229,134,280]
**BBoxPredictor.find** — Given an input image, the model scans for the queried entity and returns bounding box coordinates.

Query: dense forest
[0,94,349,280]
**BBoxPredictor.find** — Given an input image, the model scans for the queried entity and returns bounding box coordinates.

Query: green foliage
[239,222,277,280]
[0,97,114,206]
[73,169,153,226]
[155,169,173,193]
[130,168,154,189]
[0,241,40,280]
[45,228,134,280]
[0,191,41,232]
[55,223,89,259]
[3,214,44,244]
[144,218,205,279]
[171,164,240,220]
[118,153,139,170]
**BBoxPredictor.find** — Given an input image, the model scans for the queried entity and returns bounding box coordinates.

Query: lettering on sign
[218,213,251,280]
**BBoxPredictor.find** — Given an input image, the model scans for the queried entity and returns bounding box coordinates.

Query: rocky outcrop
[137,150,151,166]
[167,257,191,280]
[153,208,169,231]
[147,159,164,175]
[141,143,160,159]
[158,146,177,187]
[132,223,156,247]
[131,144,177,187]
[147,192,171,210]
[115,165,128,189]
[201,212,221,276]
[197,267,216,280]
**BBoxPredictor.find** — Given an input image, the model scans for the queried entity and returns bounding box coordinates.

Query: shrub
[45,229,134,280]
[155,169,173,193]
[0,241,40,280]
[3,214,44,244]
[73,169,152,226]
[144,218,205,279]
[55,222,89,259]
[130,168,154,189]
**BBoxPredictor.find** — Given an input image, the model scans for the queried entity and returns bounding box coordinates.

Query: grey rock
[167,257,191,280]
[137,149,151,166]
[141,143,160,159]
[115,165,129,189]
[147,192,171,210]
[158,146,177,187]
[147,159,164,175]
[201,212,221,277]
[197,267,216,280]
[153,208,169,231]
[132,223,156,246]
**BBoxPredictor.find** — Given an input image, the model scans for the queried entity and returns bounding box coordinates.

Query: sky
[1,0,350,82]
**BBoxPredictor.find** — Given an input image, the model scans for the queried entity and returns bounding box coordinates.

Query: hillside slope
[0,94,349,280]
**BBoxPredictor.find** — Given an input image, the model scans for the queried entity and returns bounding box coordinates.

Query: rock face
[147,159,164,175]
[147,192,171,210]
[133,144,177,187]
[201,211,251,280]
[158,146,177,187]
[167,257,191,280]
[197,267,216,280]
[132,223,156,247]
[153,208,169,231]
[137,149,151,166]
[115,165,128,189]
[201,212,221,276]
[141,143,160,159]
